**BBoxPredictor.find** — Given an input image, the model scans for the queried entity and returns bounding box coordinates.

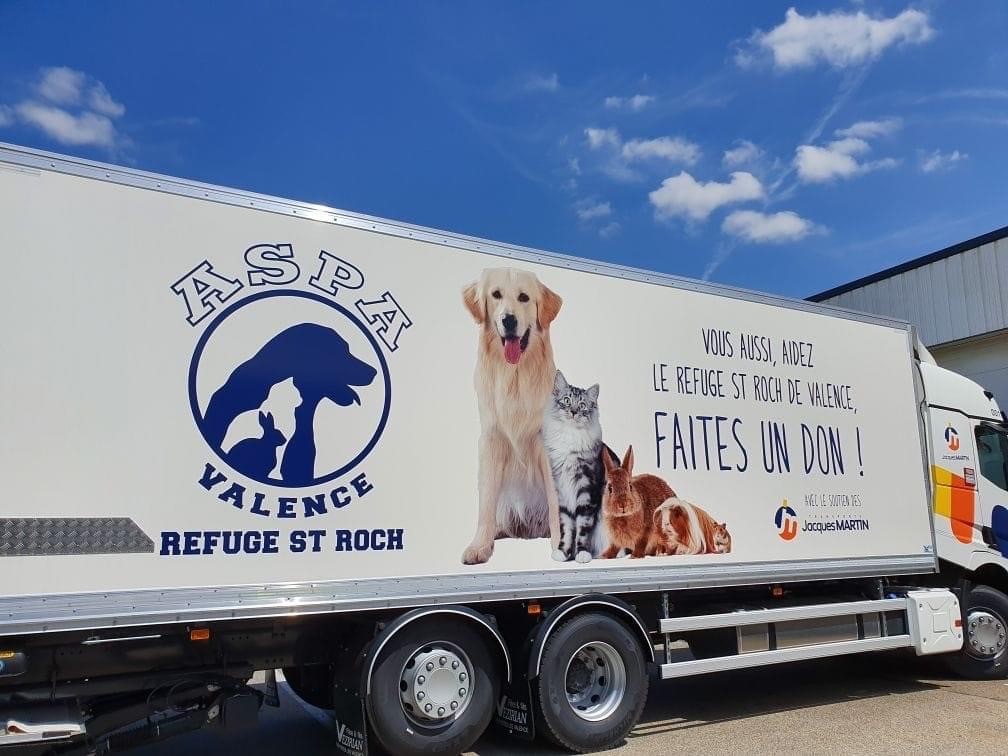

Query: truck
[0,141,1002,755]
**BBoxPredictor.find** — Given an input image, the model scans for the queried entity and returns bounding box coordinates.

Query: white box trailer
[0,143,980,755]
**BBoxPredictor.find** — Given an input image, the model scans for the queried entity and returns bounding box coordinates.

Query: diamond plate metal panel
[0,518,154,556]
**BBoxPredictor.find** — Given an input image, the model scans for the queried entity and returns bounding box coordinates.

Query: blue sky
[1,1,1006,297]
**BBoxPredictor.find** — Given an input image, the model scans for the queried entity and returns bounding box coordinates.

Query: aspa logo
[189,290,391,487]
[945,425,960,452]
[172,245,411,518]
[774,501,798,541]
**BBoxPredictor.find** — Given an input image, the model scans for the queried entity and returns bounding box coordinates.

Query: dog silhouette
[227,411,287,480]
[202,322,377,484]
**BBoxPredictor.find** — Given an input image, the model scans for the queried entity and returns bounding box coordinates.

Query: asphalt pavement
[130,653,1008,755]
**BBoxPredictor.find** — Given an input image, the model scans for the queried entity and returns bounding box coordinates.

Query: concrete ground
[131,653,1008,755]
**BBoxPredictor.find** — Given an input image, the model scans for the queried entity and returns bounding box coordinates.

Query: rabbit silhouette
[227,411,287,480]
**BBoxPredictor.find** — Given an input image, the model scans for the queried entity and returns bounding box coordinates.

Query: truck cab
[919,348,1008,676]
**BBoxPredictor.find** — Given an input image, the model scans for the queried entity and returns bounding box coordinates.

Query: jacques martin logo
[945,425,960,452]
[774,501,799,541]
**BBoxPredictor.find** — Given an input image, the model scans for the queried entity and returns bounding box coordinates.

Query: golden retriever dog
[461,267,563,564]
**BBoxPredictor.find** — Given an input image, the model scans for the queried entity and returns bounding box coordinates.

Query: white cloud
[14,102,118,147]
[0,67,127,150]
[794,137,897,182]
[827,136,870,155]
[87,81,126,118]
[36,67,87,105]
[585,127,621,149]
[524,72,559,93]
[36,66,126,117]
[599,221,621,238]
[649,171,764,222]
[834,117,902,139]
[604,94,655,111]
[722,209,822,243]
[575,200,612,221]
[622,136,700,165]
[740,7,934,70]
[722,140,764,168]
[920,149,967,173]
[583,128,700,183]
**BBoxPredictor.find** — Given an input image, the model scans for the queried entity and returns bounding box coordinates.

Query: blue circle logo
[189,290,391,488]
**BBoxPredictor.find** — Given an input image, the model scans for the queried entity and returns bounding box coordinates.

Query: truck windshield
[975,424,1008,491]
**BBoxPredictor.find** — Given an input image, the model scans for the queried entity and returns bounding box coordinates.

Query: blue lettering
[262,531,279,554]
[350,473,373,497]
[387,529,404,550]
[199,463,227,491]
[302,494,327,517]
[218,482,246,509]
[277,496,297,519]
[331,486,352,508]
[202,531,221,554]
[334,530,352,551]
[183,532,200,555]
[249,491,271,517]
[160,531,180,556]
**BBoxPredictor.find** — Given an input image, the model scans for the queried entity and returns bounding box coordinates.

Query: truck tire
[944,585,1008,679]
[534,613,648,753]
[366,619,499,756]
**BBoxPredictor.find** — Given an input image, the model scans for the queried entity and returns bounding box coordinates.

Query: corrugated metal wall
[820,235,1008,347]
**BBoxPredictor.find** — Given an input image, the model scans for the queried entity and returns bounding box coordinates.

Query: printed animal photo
[543,371,619,564]
[648,498,732,556]
[600,446,675,559]
[459,265,732,566]
[460,267,563,565]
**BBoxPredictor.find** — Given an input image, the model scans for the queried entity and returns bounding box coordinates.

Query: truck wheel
[945,585,1008,679]
[367,620,499,756]
[534,613,648,753]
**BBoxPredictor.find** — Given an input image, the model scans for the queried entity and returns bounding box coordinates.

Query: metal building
[809,226,1008,403]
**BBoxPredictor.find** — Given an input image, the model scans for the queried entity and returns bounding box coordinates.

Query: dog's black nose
[502,313,518,333]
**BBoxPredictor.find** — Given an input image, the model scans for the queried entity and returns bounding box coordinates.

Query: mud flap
[495,619,535,742]
[495,675,535,740]
[332,653,369,756]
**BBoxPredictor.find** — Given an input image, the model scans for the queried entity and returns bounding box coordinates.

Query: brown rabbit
[600,446,676,558]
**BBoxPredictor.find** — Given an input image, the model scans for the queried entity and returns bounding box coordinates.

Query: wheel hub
[564,641,627,723]
[400,644,473,725]
[966,609,1007,659]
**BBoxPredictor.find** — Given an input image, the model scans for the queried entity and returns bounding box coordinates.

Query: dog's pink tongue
[504,338,522,364]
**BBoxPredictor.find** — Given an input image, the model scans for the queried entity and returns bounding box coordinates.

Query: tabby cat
[542,370,613,563]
